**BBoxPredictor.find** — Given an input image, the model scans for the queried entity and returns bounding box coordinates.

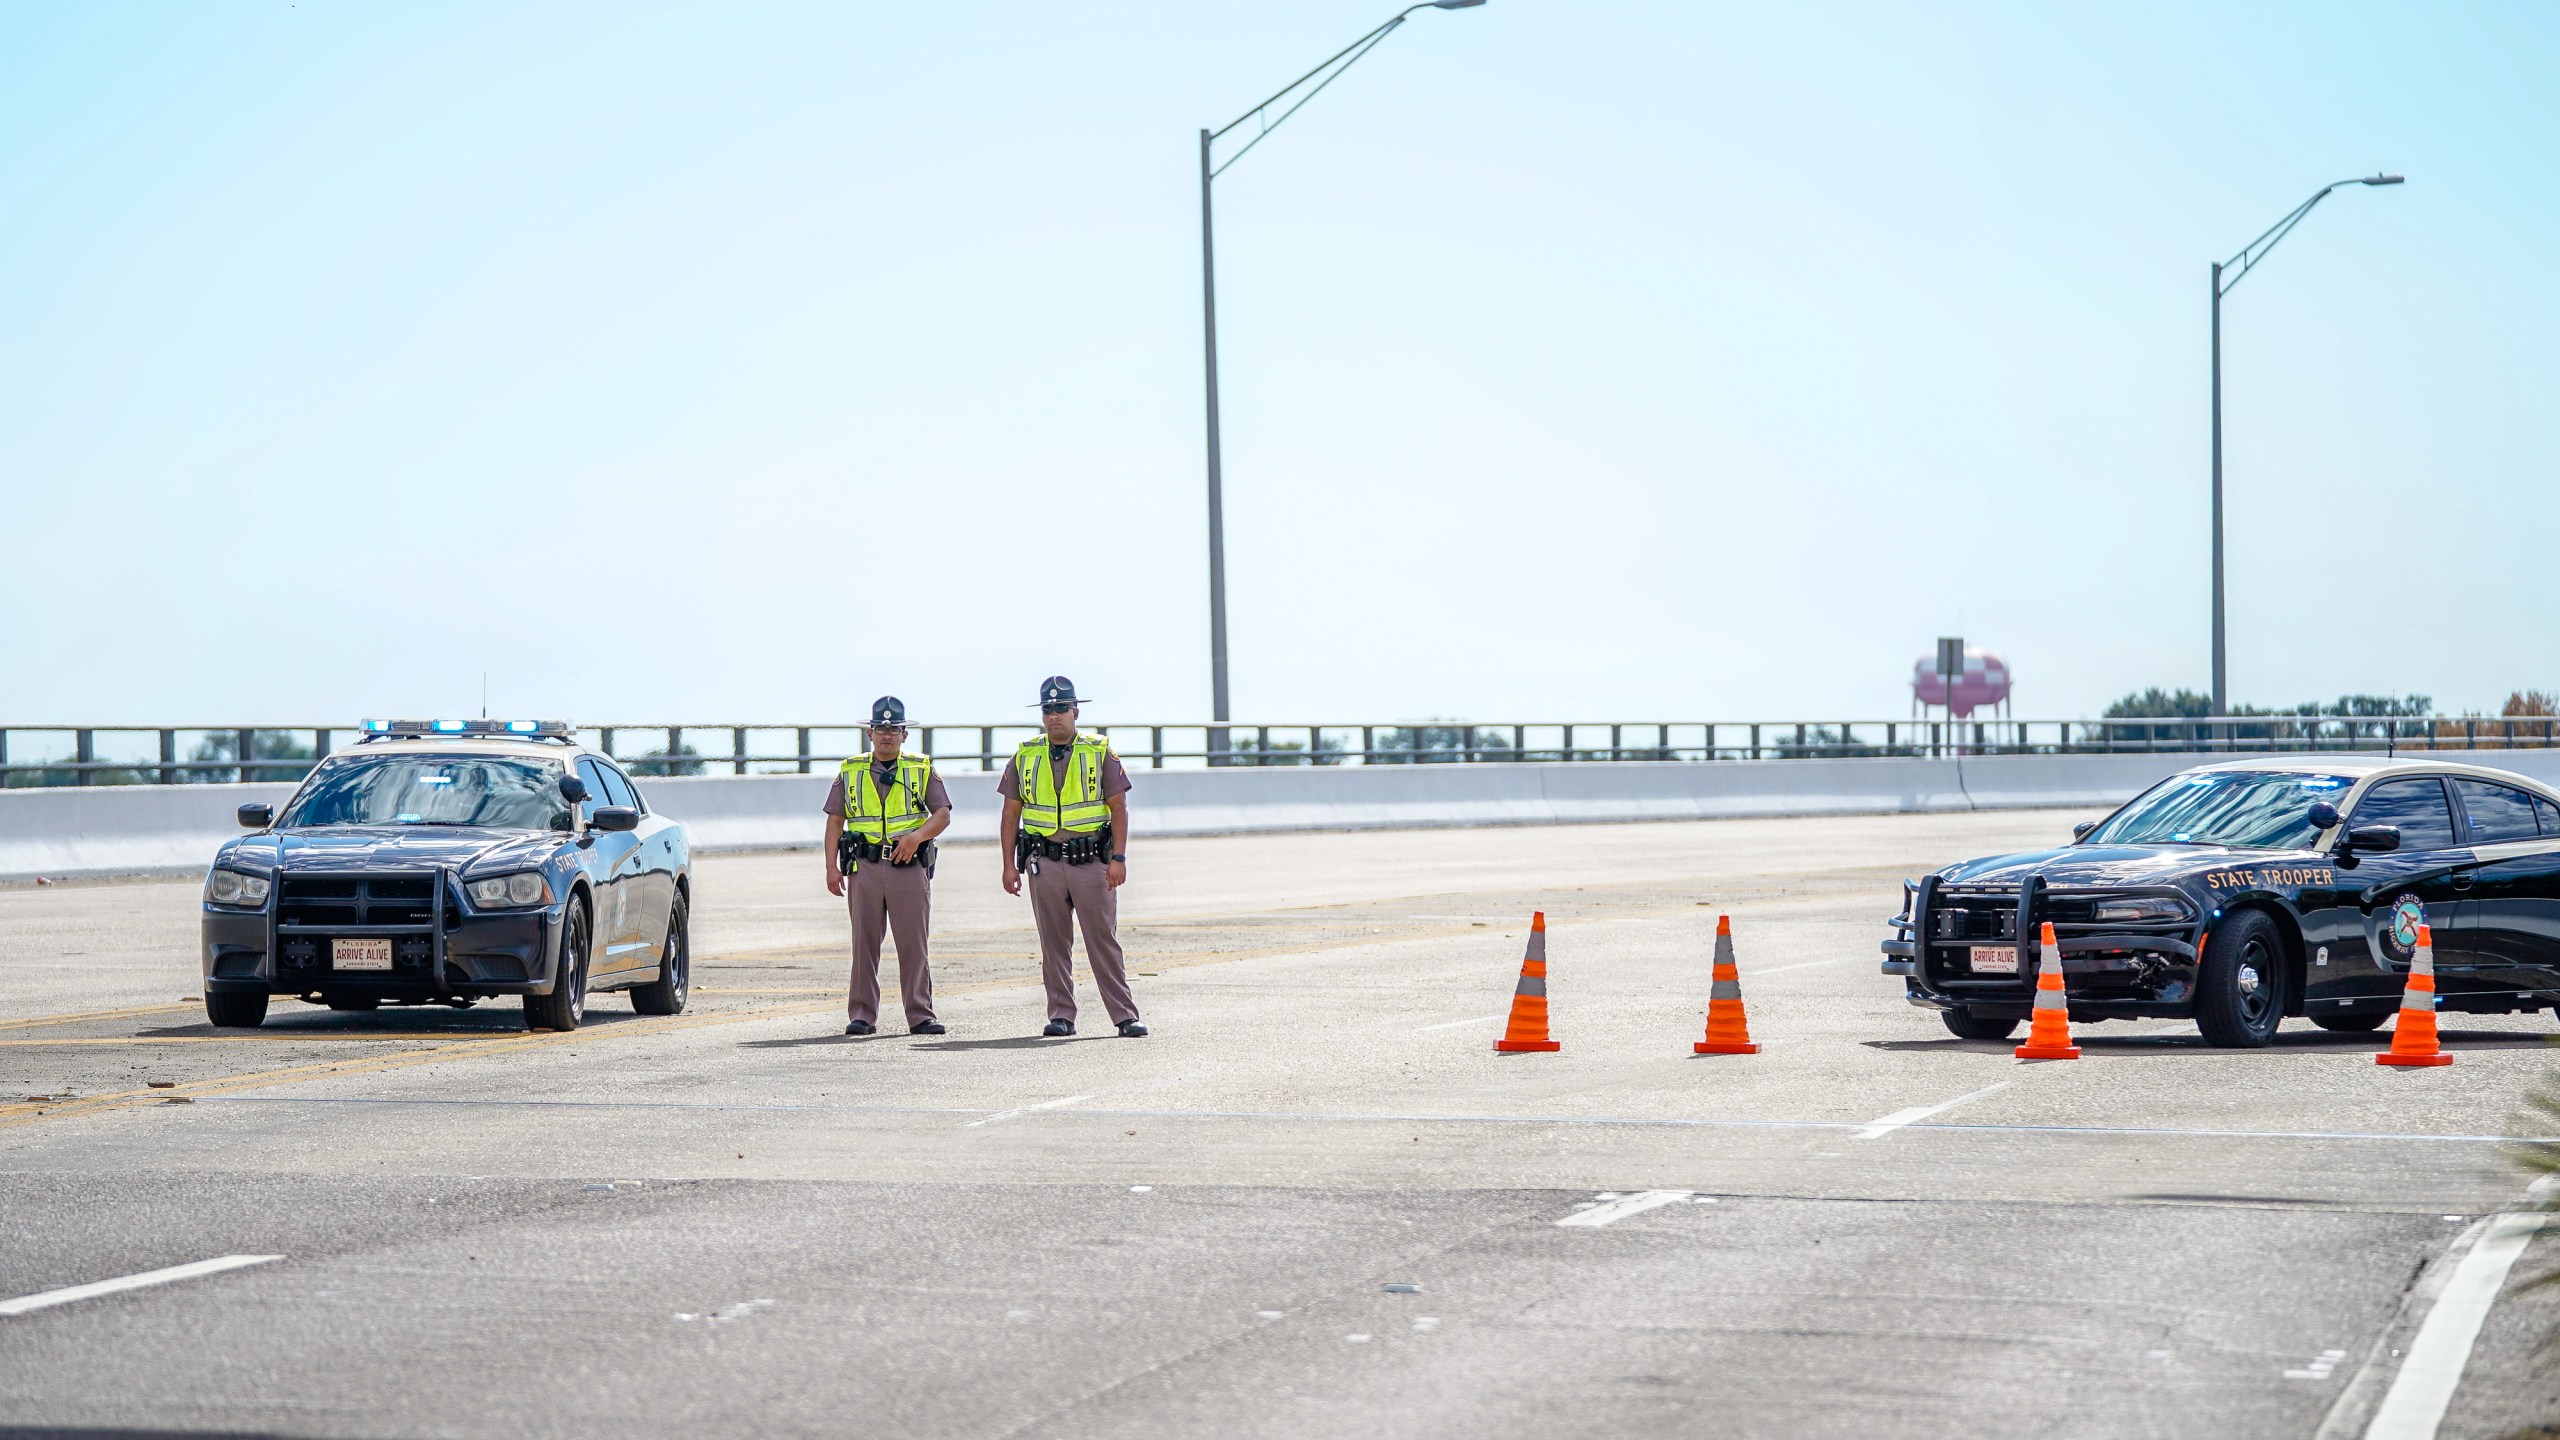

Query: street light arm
[2218,176,2400,297]
[1207,4,1443,178]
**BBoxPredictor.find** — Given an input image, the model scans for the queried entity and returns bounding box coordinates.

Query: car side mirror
[237,803,273,829]
[2307,801,2342,831]
[2071,821,2097,841]
[2343,824,2400,854]
[560,775,590,804]
[590,805,640,833]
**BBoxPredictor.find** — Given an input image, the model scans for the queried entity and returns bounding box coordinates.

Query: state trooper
[823,696,952,1037]
[998,676,1144,1037]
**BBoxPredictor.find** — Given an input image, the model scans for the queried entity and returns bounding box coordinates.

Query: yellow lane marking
[0,1035,501,1047]
[0,999,842,1133]
[0,1003,196,1032]
[693,987,845,996]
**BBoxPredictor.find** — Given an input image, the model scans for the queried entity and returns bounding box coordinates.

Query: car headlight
[467,872,552,909]
[2093,897,2192,923]
[205,868,271,907]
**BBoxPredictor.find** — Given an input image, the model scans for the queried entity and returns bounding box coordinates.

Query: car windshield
[2080,770,2348,850]
[279,755,572,831]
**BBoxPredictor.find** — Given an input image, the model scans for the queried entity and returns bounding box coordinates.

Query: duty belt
[839,833,936,871]
[1016,825,1111,866]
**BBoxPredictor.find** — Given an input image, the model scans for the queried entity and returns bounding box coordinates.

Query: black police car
[1884,756,2560,1047]
[200,720,690,1031]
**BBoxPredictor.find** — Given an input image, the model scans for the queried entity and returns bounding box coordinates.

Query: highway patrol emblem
[2382,894,2425,961]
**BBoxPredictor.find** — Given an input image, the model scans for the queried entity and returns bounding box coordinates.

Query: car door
[576,756,647,981]
[2449,777,2560,999]
[598,760,674,962]
[2341,775,2480,974]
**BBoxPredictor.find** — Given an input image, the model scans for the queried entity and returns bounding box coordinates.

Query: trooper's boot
[1042,1018,1075,1037]
[1117,1019,1149,1039]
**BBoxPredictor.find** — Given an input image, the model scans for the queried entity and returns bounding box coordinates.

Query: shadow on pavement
[1865,1027,2552,1055]
[909,1034,1109,1051]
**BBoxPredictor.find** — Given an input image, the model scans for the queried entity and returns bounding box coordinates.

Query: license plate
[333,938,393,970]
[1970,946,2018,975]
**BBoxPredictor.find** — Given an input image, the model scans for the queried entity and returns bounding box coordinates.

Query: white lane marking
[207,1097,2560,1147]
[1746,959,1841,977]
[2363,1186,2553,1440]
[0,1254,281,1317]
[962,1093,1097,1129]
[1854,1081,2015,1141]
[1557,1190,1695,1228]
[1415,1013,1506,1033]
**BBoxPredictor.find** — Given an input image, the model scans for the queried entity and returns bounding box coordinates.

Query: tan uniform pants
[1027,856,1135,1026]
[846,859,934,1028]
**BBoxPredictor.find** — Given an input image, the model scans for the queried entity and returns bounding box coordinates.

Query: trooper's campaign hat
[1036,676,1084,710]
[868,696,907,728]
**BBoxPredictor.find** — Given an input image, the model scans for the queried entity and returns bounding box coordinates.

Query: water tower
[1911,644,2013,719]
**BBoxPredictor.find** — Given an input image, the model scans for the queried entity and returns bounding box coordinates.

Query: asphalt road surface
[2,811,2554,1440]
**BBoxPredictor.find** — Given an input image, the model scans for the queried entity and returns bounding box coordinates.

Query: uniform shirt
[996,743,1132,834]
[822,760,953,819]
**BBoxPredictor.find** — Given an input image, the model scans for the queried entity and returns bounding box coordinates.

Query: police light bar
[359,719,574,738]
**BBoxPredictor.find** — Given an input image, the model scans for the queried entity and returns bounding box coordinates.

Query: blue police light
[363,720,392,732]
[434,720,467,732]
[507,720,539,734]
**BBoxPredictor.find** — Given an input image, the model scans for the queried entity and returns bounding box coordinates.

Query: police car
[200,720,690,1031]
[1883,756,2560,1047]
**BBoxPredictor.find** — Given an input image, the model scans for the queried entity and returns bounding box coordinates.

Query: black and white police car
[200,720,690,1031]
[1885,755,2560,1047]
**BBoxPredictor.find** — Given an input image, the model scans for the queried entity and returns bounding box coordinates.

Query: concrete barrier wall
[19,748,2560,882]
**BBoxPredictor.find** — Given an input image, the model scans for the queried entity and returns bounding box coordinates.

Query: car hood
[224,827,559,877]
[1937,844,2293,890]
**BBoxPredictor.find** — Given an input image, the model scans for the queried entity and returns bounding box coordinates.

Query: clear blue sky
[4,2,2553,726]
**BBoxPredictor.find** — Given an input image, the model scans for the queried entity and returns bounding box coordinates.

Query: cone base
[2014,1043,2081,1060]
[2376,1051,2452,1067]
[1694,1041,1761,1054]
[1495,1040,1560,1053]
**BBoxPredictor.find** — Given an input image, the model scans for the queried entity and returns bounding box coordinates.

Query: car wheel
[630,891,689,1017]
[2196,910,2286,1048]
[1940,1008,2020,1041]
[523,899,591,1032]
[204,991,269,1028]
[2310,1011,2388,1033]
[325,995,380,1012]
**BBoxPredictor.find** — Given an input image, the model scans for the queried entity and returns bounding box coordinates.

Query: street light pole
[1199,127,1229,737]
[2208,173,2403,722]
[1198,1,1484,760]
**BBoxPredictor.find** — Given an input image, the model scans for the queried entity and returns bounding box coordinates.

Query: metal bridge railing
[4,716,2555,787]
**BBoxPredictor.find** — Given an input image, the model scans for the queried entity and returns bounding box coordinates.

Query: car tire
[205,991,268,1028]
[2311,1011,2389,1033]
[1940,1009,2020,1041]
[2196,910,2287,1048]
[325,995,380,1012]
[630,892,689,1017]
[523,899,591,1032]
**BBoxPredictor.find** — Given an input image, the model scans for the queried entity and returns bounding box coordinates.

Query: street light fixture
[1198,1,1483,758]
[2209,173,2403,719]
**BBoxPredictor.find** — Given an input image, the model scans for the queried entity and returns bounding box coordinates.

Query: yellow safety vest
[838,753,935,846]
[1014,733,1111,835]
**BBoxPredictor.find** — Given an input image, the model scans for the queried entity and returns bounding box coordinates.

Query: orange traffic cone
[1494,912,1560,1052]
[2014,921,2081,1060]
[2377,922,2453,1067]
[1693,914,1761,1054]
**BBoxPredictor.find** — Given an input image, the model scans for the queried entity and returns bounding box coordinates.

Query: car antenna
[481,672,488,721]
